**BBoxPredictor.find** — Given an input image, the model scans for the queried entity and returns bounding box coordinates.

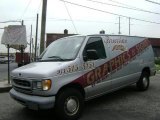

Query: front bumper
[10,89,55,110]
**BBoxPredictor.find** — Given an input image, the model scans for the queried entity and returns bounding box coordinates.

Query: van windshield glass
[40,36,85,61]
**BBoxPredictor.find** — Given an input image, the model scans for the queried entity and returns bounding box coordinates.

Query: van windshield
[39,36,85,61]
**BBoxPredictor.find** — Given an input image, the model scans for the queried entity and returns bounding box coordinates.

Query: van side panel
[106,36,152,89]
[81,35,154,99]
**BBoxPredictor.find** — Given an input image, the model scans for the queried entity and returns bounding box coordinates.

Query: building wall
[148,38,160,57]
[46,34,75,47]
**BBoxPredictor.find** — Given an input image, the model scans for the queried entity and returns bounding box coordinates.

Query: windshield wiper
[47,56,65,60]
[39,56,73,62]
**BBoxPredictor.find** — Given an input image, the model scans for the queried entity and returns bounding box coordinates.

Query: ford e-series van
[10,35,156,120]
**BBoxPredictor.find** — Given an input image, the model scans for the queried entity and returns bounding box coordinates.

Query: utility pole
[40,0,47,54]
[7,45,10,84]
[21,20,24,66]
[21,20,24,26]
[129,17,131,36]
[32,38,34,59]
[30,25,32,62]
[35,14,39,60]
[118,16,121,34]
[37,43,39,56]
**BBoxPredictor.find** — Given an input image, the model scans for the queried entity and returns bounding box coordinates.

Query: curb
[0,81,12,93]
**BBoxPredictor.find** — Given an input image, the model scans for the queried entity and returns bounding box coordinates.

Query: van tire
[55,88,84,120]
[136,72,150,91]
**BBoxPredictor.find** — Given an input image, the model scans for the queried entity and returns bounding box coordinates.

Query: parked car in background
[0,56,8,64]
[10,57,15,63]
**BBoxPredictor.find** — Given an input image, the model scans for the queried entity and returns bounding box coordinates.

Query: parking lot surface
[0,74,160,120]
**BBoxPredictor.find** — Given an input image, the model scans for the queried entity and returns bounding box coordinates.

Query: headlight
[32,79,51,91]
[42,79,52,91]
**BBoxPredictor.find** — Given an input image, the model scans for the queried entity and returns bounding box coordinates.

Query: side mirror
[83,49,99,61]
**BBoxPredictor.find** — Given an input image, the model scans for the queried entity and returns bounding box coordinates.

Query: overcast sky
[1,0,160,53]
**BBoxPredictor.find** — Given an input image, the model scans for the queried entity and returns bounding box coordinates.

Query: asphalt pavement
[0,74,160,120]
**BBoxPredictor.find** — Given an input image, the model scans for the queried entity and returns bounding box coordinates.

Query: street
[0,62,18,82]
[0,75,160,120]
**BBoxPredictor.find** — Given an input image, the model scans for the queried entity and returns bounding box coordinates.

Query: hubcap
[64,96,79,116]
[143,77,148,88]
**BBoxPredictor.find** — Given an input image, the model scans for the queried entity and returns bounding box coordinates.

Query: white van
[10,35,156,120]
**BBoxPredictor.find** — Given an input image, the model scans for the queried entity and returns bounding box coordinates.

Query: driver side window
[83,37,106,61]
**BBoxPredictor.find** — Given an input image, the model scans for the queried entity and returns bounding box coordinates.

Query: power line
[146,0,160,5]
[27,0,42,36]
[63,1,78,34]
[20,0,32,20]
[36,0,42,13]
[85,0,160,15]
[107,0,135,7]
[60,0,160,24]
[0,20,22,23]
[30,0,42,33]
[19,17,117,24]
[47,18,116,24]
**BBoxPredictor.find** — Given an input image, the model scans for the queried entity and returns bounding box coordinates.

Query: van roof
[67,34,147,38]
[60,34,147,40]
[87,34,147,38]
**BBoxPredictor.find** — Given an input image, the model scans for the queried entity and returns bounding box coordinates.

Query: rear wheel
[136,72,150,91]
[55,88,84,120]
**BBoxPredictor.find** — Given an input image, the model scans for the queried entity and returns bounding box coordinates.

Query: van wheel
[55,88,84,120]
[136,72,150,91]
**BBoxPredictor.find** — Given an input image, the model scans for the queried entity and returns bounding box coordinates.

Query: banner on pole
[1,25,27,50]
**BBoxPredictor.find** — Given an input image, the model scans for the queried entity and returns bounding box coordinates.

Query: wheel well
[142,67,150,76]
[56,83,85,98]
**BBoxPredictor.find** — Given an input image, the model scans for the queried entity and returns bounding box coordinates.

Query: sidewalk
[0,80,12,93]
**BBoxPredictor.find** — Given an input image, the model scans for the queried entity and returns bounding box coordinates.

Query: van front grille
[12,78,32,94]
[13,86,32,94]
[13,79,31,87]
